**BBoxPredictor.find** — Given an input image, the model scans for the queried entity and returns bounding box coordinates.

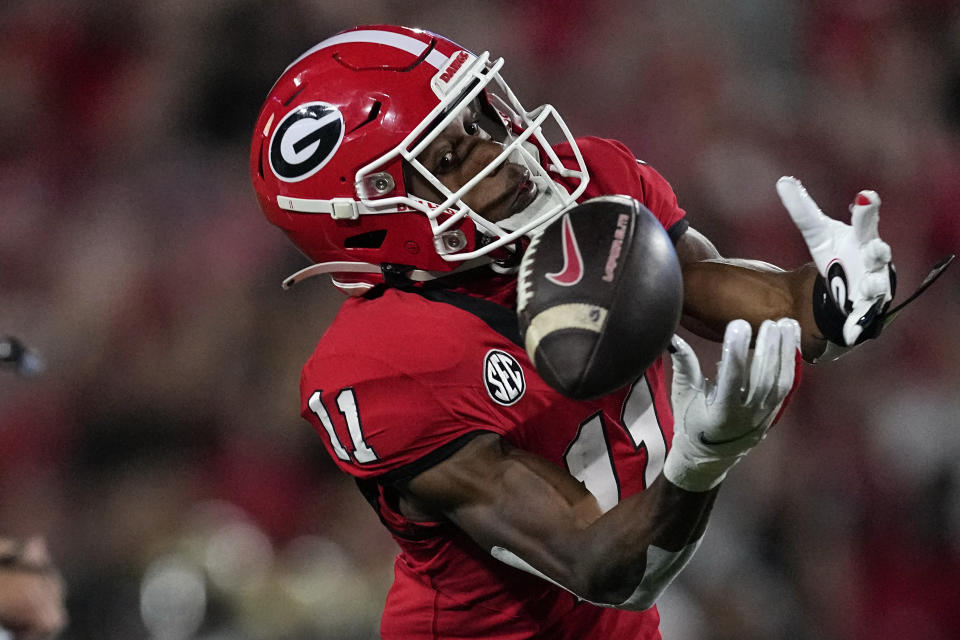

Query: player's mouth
[510,171,538,214]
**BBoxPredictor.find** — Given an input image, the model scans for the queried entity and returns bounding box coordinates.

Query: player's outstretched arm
[678,178,951,362]
[676,225,826,360]
[397,319,797,610]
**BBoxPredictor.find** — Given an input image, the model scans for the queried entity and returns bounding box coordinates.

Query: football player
[250,25,912,639]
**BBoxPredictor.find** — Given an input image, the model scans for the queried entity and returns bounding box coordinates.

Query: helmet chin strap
[282,256,494,290]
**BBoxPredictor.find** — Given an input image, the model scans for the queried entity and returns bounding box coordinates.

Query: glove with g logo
[776,177,955,362]
[776,177,895,360]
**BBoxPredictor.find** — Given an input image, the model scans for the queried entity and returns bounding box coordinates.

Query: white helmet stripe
[285,29,449,73]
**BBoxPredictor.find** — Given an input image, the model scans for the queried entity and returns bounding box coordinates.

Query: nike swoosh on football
[546,214,584,286]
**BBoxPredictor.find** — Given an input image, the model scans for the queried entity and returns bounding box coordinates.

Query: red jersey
[300,138,688,639]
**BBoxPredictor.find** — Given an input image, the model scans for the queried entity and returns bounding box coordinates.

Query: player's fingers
[670,335,703,392]
[850,190,881,244]
[842,297,885,346]
[842,310,864,346]
[715,319,751,403]
[860,270,892,302]
[745,320,778,406]
[773,318,800,402]
[862,238,892,271]
[776,176,831,248]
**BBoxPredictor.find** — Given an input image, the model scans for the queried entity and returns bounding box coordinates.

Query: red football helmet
[250,25,589,293]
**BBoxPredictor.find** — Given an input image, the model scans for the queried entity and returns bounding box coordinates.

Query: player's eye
[437,151,457,173]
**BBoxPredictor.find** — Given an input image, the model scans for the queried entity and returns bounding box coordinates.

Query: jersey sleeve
[299,294,512,482]
[301,355,504,481]
[555,136,688,241]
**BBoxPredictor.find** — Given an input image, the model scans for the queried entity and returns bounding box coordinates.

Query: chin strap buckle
[380,263,417,288]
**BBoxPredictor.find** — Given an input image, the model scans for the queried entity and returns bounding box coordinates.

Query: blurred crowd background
[1,0,959,638]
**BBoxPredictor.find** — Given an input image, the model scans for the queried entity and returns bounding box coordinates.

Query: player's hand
[776,176,894,348]
[663,318,800,492]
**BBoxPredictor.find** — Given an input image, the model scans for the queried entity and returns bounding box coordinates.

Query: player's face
[405,103,539,223]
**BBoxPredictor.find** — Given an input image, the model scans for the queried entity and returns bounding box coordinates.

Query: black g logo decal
[269,102,344,182]
[827,261,853,313]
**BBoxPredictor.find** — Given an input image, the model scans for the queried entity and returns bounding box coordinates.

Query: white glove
[663,318,800,492]
[776,176,894,350]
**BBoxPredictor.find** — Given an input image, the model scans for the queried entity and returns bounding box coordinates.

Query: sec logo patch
[484,350,525,406]
[269,101,344,182]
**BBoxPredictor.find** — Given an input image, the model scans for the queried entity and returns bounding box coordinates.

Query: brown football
[517,196,683,399]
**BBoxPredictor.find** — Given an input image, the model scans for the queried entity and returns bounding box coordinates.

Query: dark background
[1,1,959,638]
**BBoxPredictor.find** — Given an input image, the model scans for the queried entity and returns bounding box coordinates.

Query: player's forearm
[681,260,826,360]
[405,434,718,609]
[487,474,717,609]
[569,476,718,606]
[601,474,717,551]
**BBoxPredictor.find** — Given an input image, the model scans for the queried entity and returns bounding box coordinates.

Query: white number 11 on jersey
[308,388,378,464]
[563,378,666,512]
